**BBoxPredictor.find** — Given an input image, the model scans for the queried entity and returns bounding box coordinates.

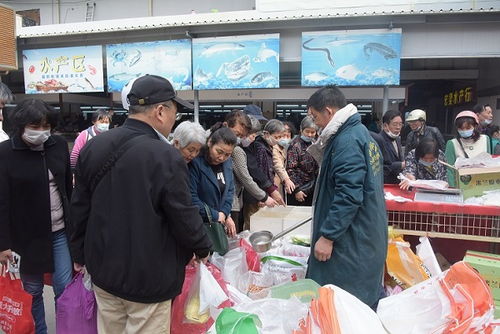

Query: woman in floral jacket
[286,116,319,206]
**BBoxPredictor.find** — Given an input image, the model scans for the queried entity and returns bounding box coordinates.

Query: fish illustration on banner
[193,33,280,90]
[106,39,192,92]
[301,29,402,86]
[23,45,104,94]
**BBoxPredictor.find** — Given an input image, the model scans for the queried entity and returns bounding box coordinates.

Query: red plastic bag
[240,239,261,272]
[0,273,35,334]
[170,263,232,334]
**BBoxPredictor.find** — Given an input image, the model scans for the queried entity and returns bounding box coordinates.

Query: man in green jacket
[306,86,388,309]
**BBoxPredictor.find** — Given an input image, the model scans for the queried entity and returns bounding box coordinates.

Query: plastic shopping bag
[294,285,386,334]
[56,272,97,334]
[232,297,309,334]
[211,248,249,292]
[215,308,260,334]
[416,236,442,277]
[240,239,261,272]
[378,261,496,334]
[171,263,231,334]
[0,272,35,334]
[386,237,430,289]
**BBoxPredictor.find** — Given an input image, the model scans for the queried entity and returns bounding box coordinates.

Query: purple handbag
[56,273,97,334]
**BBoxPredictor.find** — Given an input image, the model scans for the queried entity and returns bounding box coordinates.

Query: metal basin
[249,217,312,253]
[249,231,274,253]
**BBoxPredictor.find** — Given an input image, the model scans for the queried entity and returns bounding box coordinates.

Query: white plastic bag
[261,255,307,284]
[328,285,387,334]
[416,237,442,277]
[211,247,248,293]
[199,263,228,314]
[232,297,309,334]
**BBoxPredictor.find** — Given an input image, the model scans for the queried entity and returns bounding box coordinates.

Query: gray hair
[300,116,318,131]
[248,115,261,134]
[172,121,208,148]
[263,119,285,135]
[0,83,14,102]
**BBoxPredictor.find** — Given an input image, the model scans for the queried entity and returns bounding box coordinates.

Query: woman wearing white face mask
[286,116,319,206]
[400,137,448,191]
[70,108,112,170]
[0,99,73,333]
[445,110,492,187]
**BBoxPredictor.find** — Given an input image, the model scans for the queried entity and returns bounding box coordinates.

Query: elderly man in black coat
[71,75,212,333]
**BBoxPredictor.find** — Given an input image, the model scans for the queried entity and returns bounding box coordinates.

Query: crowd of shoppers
[0,75,498,332]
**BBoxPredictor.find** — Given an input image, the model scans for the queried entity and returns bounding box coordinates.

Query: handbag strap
[90,134,148,192]
[457,138,470,159]
[202,203,214,226]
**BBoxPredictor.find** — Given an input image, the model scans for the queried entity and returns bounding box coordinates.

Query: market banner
[23,45,104,94]
[106,39,192,92]
[301,29,402,87]
[192,33,280,90]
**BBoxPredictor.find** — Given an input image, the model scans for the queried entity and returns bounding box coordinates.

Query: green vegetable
[291,236,311,247]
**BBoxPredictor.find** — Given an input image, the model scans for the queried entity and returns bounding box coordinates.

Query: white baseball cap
[121,77,138,111]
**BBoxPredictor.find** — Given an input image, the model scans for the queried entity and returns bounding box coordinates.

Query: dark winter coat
[306,113,388,307]
[70,118,212,303]
[0,135,72,274]
[188,150,235,222]
[372,131,404,184]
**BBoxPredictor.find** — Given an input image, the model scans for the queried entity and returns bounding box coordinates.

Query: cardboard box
[456,166,500,199]
[250,206,312,236]
[463,250,500,301]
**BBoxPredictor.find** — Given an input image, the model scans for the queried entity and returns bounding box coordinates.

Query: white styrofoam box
[249,206,312,236]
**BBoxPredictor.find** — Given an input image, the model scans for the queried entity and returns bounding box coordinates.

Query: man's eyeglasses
[160,103,182,121]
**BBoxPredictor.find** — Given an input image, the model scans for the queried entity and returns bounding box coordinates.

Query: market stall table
[384,185,500,262]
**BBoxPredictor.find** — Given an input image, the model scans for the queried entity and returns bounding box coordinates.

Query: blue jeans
[20,229,73,334]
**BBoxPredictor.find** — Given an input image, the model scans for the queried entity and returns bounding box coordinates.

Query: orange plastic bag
[386,237,430,289]
[0,273,35,334]
[294,287,341,334]
[378,261,496,334]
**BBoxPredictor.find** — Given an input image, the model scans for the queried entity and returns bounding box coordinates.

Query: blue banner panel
[302,29,402,87]
[106,39,192,92]
[193,34,280,90]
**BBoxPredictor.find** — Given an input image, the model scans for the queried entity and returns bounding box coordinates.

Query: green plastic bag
[215,308,260,334]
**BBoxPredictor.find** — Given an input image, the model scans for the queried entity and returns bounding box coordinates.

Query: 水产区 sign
[22,45,104,94]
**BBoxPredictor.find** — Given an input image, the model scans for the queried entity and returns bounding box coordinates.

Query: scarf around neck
[307,103,358,164]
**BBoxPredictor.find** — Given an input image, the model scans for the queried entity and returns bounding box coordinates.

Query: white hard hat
[121,77,138,111]
[406,109,426,122]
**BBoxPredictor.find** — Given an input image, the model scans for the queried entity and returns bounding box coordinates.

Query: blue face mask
[301,135,313,143]
[278,138,291,148]
[458,129,474,138]
[419,159,435,167]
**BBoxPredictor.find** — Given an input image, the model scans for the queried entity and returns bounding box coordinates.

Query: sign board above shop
[192,33,280,90]
[22,45,104,94]
[443,87,474,107]
[106,39,192,92]
[301,29,402,87]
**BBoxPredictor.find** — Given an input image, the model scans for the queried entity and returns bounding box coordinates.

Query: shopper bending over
[189,127,238,238]
[171,120,207,163]
[400,137,447,190]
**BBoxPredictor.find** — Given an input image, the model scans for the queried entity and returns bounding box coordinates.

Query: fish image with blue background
[301,29,402,87]
[106,39,192,92]
[193,33,280,90]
